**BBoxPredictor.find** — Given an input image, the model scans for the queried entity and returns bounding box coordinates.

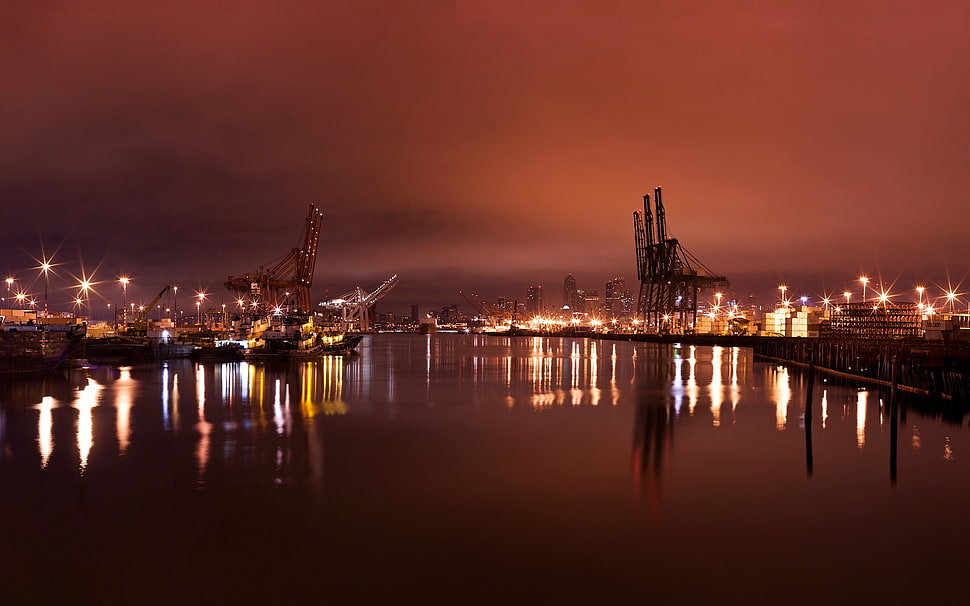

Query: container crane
[319,275,399,332]
[634,186,729,334]
[459,291,509,327]
[225,204,324,314]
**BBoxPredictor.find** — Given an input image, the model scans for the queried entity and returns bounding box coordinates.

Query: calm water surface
[1,334,968,604]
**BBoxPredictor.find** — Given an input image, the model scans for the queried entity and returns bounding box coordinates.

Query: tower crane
[319,275,399,332]
[225,204,324,314]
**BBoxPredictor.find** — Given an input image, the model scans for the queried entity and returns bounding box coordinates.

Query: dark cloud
[3,1,970,315]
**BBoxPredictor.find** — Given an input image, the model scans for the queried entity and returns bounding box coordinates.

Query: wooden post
[889,355,898,485]
[805,353,815,477]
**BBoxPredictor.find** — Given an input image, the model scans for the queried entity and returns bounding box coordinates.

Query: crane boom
[125,285,171,333]
[225,204,324,313]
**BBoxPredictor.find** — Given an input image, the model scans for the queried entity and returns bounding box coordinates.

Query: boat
[244,332,363,360]
[190,343,246,362]
[241,315,363,361]
[0,322,86,374]
[418,317,438,334]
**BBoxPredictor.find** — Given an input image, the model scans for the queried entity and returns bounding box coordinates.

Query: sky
[3,0,970,317]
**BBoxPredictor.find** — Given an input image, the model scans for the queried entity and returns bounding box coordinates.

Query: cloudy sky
[3,1,969,316]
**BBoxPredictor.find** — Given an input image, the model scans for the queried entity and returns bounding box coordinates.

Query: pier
[591,332,970,401]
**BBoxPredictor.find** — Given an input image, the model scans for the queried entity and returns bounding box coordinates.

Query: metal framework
[821,302,923,340]
[459,291,510,327]
[319,274,399,332]
[634,187,728,333]
[225,204,324,314]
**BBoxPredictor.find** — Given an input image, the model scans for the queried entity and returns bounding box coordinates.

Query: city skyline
[3,3,970,315]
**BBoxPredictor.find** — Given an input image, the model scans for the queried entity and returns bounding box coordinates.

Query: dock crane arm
[133,285,171,325]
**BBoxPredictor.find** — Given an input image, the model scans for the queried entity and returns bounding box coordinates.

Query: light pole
[78,279,93,318]
[859,276,869,303]
[843,291,851,305]
[119,277,130,325]
[196,291,207,327]
[172,285,178,328]
[38,260,53,314]
[946,291,957,314]
[5,277,13,304]
[778,285,788,308]
[916,286,925,311]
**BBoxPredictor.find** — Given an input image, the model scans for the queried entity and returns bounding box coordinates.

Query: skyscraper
[605,277,625,315]
[563,274,580,312]
[526,285,543,316]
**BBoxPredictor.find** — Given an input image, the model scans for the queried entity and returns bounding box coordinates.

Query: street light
[843,291,851,304]
[119,277,130,324]
[36,257,55,314]
[778,285,788,308]
[859,276,869,302]
[172,285,179,327]
[196,292,207,326]
[77,279,93,316]
[946,290,957,313]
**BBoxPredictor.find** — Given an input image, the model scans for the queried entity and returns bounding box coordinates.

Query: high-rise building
[621,287,635,316]
[563,274,581,312]
[526,285,543,316]
[410,304,419,321]
[605,277,625,315]
[583,289,600,315]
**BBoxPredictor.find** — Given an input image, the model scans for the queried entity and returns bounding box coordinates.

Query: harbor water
[1,334,968,604]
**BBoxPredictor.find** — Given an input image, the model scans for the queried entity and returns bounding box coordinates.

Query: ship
[237,315,363,361]
[0,320,86,374]
[418,317,438,334]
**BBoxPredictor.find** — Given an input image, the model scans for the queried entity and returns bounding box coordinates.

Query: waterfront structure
[318,275,399,332]
[822,302,922,340]
[225,204,324,313]
[761,306,814,337]
[633,186,729,333]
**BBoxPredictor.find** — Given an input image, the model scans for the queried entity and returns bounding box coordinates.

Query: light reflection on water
[3,335,964,478]
[1,334,970,603]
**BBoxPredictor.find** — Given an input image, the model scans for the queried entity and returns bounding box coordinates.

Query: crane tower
[319,275,399,332]
[225,204,324,314]
[633,187,728,333]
